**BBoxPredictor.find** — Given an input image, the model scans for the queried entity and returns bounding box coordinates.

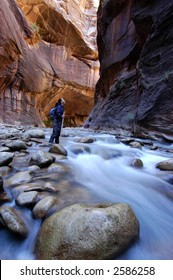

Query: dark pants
[49,118,62,144]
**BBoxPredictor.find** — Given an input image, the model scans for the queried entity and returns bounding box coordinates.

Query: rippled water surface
[1,127,173,259]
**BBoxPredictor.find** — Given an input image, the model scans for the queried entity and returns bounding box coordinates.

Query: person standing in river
[49,98,65,144]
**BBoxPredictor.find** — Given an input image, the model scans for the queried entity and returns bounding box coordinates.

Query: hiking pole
[60,112,65,136]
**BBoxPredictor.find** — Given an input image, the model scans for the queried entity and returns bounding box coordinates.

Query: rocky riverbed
[0,124,173,259]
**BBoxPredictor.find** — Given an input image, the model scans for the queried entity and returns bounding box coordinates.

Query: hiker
[49,98,65,144]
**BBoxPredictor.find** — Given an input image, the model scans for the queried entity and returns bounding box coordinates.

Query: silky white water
[0,128,173,259]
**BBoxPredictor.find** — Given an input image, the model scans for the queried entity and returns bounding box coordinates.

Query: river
[0,127,173,259]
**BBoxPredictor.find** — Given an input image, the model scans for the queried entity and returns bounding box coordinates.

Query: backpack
[49,107,56,120]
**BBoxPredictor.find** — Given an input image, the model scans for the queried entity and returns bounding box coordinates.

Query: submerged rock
[35,203,139,260]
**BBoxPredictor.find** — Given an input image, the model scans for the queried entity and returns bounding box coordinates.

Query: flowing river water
[1,127,173,260]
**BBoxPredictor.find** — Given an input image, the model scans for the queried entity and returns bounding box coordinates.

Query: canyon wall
[0,0,99,126]
[86,0,173,138]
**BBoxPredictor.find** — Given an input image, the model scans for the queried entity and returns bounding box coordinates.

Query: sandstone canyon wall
[86,0,173,138]
[0,0,99,126]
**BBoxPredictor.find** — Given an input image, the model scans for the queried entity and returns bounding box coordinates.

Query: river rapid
[0,127,173,260]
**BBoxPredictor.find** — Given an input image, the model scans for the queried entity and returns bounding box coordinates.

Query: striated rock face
[0,0,99,126]
[86,0,173,138]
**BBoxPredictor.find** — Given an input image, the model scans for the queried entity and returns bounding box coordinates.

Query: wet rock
[21,134,31,142]
[4,140,27,151]
[129,142,142,149]
[26,165,41,173]
[77,137,96,143]
[97,149,122,160]
[150,145,158,150]
[25,129,45,139]
[0,192,11,204]
[0,152,14,167]
[33,196,57,219]
[131,158,143,168]
[0,206,28,237]
[35,203,139,260]
[156,159,173,171]
[47,163,71,174]
[120,138,134,145]
[49,144,67,156]
[0,166,11,176]
[5,171,32,187]
[0,176,4,192]
[29,151,55,168]
[16,191,38,207]
[0,176,10,203]
[14,183,57,195]
[70,145,91,155]
[0,147,10,152]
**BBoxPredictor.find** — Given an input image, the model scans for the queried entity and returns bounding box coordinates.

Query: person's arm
[55,105,64,119]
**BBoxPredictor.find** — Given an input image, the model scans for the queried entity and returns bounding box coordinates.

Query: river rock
[70,145,91,155]
[33,196,57,219]
[35,203,139,260]
[156,159,173,171]
[5,171,32,187]
[26,165,41,173]
[97,149,122,160]
[0,176,3,192]
[49,144,67,156]
[0,152,14,167]
[131,158,143,168]
[4,140,27,151]
[29,151,55,168]
[0,206,28,237]
[0,147,10,152]
[77,137,96,143]
[15,191,38,207]
[47,163,70,174]
[0,166,11,176]
[25,129,45,139]
[129,142,142,149]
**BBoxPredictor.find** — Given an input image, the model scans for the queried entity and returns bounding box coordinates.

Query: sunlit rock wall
[0,0,99,126]
[86,0,173,138]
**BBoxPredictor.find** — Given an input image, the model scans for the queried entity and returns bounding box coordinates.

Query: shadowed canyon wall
[86,0,173,138]
[0,0,99,126]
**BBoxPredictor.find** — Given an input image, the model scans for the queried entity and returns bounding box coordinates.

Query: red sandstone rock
[86,0,173,139]
[0,0,99,126]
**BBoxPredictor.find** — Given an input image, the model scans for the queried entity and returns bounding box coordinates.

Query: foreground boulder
[35,203,139,260]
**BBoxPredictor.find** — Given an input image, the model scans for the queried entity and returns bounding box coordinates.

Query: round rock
[35,203,139,260]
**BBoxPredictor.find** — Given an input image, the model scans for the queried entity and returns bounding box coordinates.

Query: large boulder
[35,203,139,260]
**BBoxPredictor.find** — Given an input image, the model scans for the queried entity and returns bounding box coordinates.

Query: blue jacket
[55,104,64,120]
